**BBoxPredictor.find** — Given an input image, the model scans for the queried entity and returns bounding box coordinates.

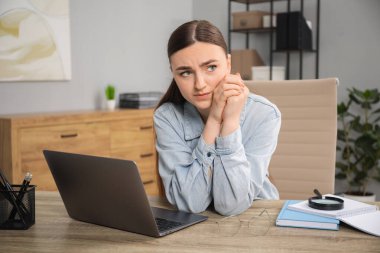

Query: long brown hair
[156,20,228,109]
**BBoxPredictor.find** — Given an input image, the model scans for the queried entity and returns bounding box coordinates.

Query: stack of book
[276,200,339,230]
[276,195,380,236]
[119,92,163,109]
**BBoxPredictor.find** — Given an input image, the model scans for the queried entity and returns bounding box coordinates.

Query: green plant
[336,88,380,195]
[105,84,115,100]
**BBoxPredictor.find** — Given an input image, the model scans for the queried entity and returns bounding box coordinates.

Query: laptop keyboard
[155,217,183,231]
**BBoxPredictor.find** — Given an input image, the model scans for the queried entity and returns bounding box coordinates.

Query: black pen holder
[0,185,36,230]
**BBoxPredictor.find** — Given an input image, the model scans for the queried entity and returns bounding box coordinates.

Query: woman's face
[170,42,231,117]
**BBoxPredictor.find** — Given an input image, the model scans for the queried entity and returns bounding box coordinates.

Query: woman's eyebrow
[175,59,218,71]
[200,59,217,67]
[175,66,192,71]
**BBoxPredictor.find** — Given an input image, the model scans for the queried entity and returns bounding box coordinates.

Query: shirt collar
[183,102,204,141]
[183,100,247,141]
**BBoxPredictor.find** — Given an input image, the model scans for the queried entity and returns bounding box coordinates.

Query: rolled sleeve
[193,135,216,167]
[215,127,243,155]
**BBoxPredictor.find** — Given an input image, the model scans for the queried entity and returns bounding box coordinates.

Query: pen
[9,172,32,220]
[20,172,32,193]
[0,170,27,224]
[0,170,16,199]
[0,176,6,190]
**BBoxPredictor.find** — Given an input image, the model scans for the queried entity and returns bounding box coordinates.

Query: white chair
[245,78,338,200]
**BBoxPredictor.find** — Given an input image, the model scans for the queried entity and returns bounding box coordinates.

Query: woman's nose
[194,73,206,91]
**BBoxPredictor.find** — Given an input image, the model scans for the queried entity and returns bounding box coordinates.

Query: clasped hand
[209,73,249,134]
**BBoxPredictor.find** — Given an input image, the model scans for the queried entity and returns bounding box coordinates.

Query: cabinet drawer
[110,118,154,150]
[20,122,110,159]
[19,123,110,190]
[144,180,159,196]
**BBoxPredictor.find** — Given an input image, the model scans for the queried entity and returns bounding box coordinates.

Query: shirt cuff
[192,135,216,167]
[215,127,242,155]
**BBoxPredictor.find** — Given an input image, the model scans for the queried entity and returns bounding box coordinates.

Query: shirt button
[207,152,212,157]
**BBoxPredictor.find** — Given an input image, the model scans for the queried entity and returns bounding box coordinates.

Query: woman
[154,20,281,216]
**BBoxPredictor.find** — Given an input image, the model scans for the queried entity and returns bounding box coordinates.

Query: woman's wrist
[203,116,222,144]
[220,117,240,137]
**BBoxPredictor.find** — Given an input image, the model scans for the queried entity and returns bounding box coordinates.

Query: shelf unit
[228,0,320,80]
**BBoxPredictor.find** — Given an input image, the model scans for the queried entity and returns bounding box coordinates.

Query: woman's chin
[193,103,211,114]
[194,100,211,112]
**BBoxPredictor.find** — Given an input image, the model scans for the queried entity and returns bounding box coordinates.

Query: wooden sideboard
[0,109,160,195]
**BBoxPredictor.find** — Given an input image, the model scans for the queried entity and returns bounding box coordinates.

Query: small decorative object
[336,87,380,201]
[105,84,116,111]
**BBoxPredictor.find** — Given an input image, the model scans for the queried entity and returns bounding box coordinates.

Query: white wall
[0,0,192,114]
[0,0,379,198]
[2,0,377,113]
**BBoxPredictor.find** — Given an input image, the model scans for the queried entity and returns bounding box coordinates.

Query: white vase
[342,193,376,202]
[106,100,116,111]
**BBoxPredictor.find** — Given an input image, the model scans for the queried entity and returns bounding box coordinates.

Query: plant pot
[342,192,376,202]
[106,100,116,111]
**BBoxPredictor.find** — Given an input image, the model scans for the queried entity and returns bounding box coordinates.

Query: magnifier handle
[314,189,322,198]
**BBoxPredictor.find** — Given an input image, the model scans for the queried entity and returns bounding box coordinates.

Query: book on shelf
[119,92,163,109]
[288,194,380,237]
[276,200,339,230]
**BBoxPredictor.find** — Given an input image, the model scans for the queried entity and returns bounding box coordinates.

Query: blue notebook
[276,200,339,230]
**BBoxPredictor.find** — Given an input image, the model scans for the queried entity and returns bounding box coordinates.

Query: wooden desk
[0,192,379,253]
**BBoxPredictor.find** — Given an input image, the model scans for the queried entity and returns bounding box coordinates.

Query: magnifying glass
[308,189,344,211]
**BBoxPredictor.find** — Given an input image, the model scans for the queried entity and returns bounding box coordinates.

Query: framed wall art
[0,0,71,81]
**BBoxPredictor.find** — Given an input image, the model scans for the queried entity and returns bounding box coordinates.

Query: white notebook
[288,194,380,237]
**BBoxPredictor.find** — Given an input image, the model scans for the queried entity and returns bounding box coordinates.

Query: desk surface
[0,192,379,253]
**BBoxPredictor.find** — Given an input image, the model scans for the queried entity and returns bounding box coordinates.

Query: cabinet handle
[143,180,154,185]
[140,153,153,158]
[140,125,153,130]
[60,133,78,139]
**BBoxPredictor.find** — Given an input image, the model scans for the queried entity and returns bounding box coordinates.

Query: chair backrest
[245,78,338,200]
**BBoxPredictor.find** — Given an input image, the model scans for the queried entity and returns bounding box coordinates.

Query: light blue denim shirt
[154,93,281,216]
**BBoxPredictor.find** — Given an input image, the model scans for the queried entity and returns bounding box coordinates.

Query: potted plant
[105,84,116,110]
[336,87,380,201]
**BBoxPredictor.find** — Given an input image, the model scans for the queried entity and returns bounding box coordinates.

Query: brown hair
[156,20,228,109]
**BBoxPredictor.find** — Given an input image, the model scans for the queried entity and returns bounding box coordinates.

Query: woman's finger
[224,73,245,88]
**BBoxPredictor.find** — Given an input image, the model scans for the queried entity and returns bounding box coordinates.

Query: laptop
[43,150,207,237]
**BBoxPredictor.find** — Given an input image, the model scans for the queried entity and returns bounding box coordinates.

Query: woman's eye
[207,65,217,72]
[180,71,191,77]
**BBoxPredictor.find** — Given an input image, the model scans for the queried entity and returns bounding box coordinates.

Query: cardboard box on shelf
[231,49,264,80]
[232,11,270,30]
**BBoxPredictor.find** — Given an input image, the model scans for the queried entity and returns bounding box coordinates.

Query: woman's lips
[194,92,211,99]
